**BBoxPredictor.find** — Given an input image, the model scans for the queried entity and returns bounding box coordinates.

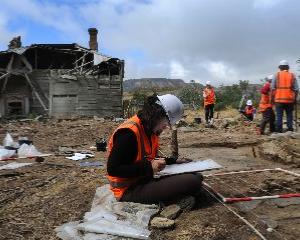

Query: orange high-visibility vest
[203,87,216,106]
[107,115,159,200]
[259,83,272,112]
[245,106,254,116]
[274,71,295,103]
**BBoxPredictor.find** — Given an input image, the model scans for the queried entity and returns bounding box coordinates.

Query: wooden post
[170,128,178,159]
[35,48,37,69]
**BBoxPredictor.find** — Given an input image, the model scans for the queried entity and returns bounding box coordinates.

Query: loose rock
[160,204,181,220]
[150,217,175,229]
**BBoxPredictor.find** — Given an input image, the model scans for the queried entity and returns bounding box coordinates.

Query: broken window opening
[7,101,23,115]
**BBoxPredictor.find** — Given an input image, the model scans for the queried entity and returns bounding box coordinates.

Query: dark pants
[260,108,275,134]
[120,173,203,204]
[275,103,294,132]
[205,104,214,123]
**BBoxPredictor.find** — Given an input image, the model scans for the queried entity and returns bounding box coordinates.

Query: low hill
[123,78,187,91]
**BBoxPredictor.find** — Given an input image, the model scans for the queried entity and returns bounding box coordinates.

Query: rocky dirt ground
[0,110,299,240]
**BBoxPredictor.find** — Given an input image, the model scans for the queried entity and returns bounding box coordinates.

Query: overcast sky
[0,0,299,85]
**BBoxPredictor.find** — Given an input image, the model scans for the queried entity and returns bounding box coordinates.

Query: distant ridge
[124,78,187,91]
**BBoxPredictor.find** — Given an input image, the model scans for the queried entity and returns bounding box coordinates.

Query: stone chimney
[88,28,98,51]
[8,36,22,49]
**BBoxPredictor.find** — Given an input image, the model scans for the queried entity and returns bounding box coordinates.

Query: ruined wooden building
[0,28,124,118]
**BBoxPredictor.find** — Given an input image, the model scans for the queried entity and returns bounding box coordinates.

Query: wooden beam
[0,72,9,81]
[0,75,9,94]
[24,74,48,111]
[20,55,33,73]
[6,54,14,73]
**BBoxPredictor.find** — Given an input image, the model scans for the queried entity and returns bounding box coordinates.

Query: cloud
[1,0,300,85]
[170,60,187,79]
[253,0,284,9]
[1,0,85,42]
[202,61,239,82]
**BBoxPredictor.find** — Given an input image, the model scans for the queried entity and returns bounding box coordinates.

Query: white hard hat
[267,74,274,80]
[279,60,289,66]
[246,100,253,106]
[206,81,211,85]
[157,94,184,125]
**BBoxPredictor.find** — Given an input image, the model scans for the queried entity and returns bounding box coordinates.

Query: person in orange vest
[239,100,256,121]
[106,94,205,205]
[203,81,216,124]
[271,60,299,132]
[259,75,275,134]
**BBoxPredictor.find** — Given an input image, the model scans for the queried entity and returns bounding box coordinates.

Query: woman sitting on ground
[106,94,205,205]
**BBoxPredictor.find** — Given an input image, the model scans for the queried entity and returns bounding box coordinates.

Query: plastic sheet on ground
[66,153,95,161]
[0,161,33,170]
[18,144,43,157]
[55,184,159,240]
[155,159,222,177]
[3,133,19,148]
[0,148,16,160]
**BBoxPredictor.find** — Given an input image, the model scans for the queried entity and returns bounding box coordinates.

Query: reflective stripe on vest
[107,115,158,200]
[274,71,295,103]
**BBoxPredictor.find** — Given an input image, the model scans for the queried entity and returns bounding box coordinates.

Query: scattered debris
[66,153,94,161]
[79,161,103,167]
[0,161,33,170]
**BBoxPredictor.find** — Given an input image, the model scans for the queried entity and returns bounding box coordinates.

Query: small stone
[150,217,175,229]
[177,196,196,212]
[160,204,181,219]
[267,227,273,232]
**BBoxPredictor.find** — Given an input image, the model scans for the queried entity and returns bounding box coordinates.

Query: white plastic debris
[3,133,19,148]
[0,148,16,160]
[55,184,159,240]
[156,159,222,177]
[18,144,43,157]
[66,153,94,161]
[0,162,33,170]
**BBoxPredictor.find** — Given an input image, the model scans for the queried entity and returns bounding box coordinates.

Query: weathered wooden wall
[28,70,50,114]
[49,70,123,118]
[0,68,123,118]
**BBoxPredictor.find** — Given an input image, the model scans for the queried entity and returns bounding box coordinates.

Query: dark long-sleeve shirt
[107,128,176,178]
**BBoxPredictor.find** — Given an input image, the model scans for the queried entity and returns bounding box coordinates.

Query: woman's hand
[151,158,166,173]
[176,157,193,164]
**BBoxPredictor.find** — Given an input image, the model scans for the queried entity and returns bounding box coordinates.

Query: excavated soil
[0,112,299,240]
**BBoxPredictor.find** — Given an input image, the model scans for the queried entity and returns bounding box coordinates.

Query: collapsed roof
[0,43,123,78]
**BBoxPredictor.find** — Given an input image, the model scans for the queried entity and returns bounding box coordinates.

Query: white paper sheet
[155,159,222,177]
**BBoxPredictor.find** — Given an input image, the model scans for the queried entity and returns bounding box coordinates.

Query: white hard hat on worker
[267,74,274,82]
[246,100,253,106]
[157,94,184,125]
[279,60,289,66]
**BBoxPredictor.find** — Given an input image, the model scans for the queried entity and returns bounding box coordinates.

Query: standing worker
[106,94,204,205]
[203,81,216,125]
[271,60,299,132]
[259,75,275,134]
